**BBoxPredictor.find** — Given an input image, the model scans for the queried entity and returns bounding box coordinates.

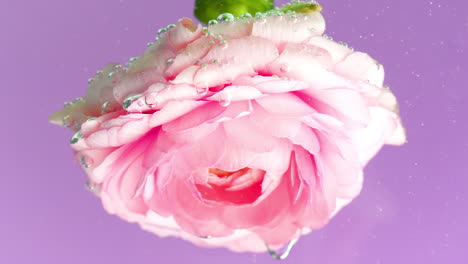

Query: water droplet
[255,12,267,23]
[217,13,235,23]
[166,24,176,29]
[123,94,143,109]
[101,101,110,114]
[84,180,101,195]
[286,10,297,18]
[219,93,231,107]
[87,78,95,85]
[80,155,93,168]
[266,238,299,260]
[147,42,154,47]
[280,63,292,73]
[219,40,228,49]
[208,19,218,26]
[196,86,209,95]
[63,101,73,108]
[338,41,349,48]
[62,115,72,127]
[157,27,168,37]
[255,12,266,19]
[107,71,115,80]
[322,34,333,40]
[241,13,252,19]
[70,130,83,144]
[166,58,175,66]
[144,93,159,108]
[212,59,220,63]
[95,70,104,76]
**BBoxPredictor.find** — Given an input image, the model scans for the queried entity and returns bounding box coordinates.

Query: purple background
[2,0,467,263]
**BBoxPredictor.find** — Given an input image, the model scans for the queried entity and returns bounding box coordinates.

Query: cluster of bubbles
[147,24,176,47]
[206,8,300,26]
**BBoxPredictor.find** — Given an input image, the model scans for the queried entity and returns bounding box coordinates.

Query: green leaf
[194,0,275,24]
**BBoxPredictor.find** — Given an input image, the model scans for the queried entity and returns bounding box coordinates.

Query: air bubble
[166,58,175,66]
[219,93,231,107]
[280,63,292,73]
[217,13,235,23]
[70,130,83,144]
[101,101,110,114]
[80,155,93,168]
[196,86,209,95]
[62,115,72,127]
[220,40,228,49]
[208,19,218,26]
[241,13,252,19]
[123,94,143,109]
[266,238,299,260]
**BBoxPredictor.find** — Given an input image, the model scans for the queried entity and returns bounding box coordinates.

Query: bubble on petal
[123,94,143,109]
[166,58,175,66]
[266,238,299,260]
[280,63,292,73]
[323,34,333,40]
[157,27,169,37]
[80,155,94,168]
[196,86,209,95]
[208,19,218,26]
[217,13,236,23]
[144,93,160,108]
[85,180,102,196]
[70,130,83,144]
[241,13,252,19]
[219,93,232,107]
[62,115,72,127]
[101,101,110,114]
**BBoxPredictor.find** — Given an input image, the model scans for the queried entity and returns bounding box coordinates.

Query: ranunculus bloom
[50,10,405,253]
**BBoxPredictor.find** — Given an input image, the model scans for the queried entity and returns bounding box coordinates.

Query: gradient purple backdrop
[2,0,467,263]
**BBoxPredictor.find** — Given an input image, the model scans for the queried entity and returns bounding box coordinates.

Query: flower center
[208,167,249,178]
[196,167,266,205]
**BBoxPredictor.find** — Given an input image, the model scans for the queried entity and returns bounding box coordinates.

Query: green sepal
[194,0,275,24]
[279,1,322,14]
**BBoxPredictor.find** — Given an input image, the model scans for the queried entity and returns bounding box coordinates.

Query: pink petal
[306,36,353,64]
[206,85,263,104]
[208,19,253,39]
[251,12,325,45]
[167,17,204,50]
[149,100,207,127]
[223,116,280,152]
[255,93,315,116]
[162,101,225,132]
[334,52,385,87]
[349,107,406,164]
[193,62,255,88]
[200,36,279,72]
[296,87,370,128]
[165,37,214,79]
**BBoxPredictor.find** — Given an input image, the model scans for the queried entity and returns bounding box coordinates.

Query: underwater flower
[50,9,405,253]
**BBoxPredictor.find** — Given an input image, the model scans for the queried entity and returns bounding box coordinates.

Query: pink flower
[50,11,405,253]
